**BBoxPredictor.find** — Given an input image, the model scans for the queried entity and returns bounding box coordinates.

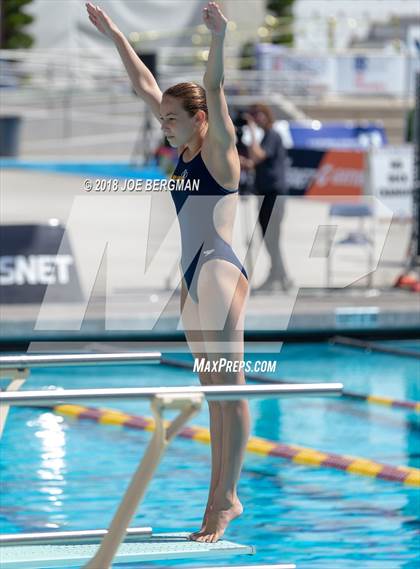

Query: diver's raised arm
[202,2,235,149]
[202,2,227,90]
[85,3,162,120]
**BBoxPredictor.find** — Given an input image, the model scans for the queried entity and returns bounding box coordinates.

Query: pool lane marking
[331,336,420,360]
[50,403,420,487]
[160,357,420,413]
[345,393,420,412]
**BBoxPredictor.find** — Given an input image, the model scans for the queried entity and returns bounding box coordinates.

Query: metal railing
[2,47,417,99]
[0,351,161,437]
[0,382,342,405]
[0,351,161,368]
[0,527,152,546]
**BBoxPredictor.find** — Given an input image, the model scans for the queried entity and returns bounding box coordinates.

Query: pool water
[0,160,164,180]
[1,341,419,568]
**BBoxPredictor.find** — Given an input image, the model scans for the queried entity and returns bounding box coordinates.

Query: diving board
[0,532,254,568]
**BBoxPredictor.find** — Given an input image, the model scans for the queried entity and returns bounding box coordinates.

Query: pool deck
[1,277,418,342]
[1,168,419,342]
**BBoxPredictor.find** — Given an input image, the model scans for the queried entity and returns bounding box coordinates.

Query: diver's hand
[85,3,121,40]
[202,2,227,37]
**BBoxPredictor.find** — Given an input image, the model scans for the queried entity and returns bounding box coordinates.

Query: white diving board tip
[0,531,255,568]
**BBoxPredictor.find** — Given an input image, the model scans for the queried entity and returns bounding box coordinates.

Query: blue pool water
[0,160,164,180]
[1,341,419,568]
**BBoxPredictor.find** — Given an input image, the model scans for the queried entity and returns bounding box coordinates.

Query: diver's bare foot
[189,504,213,539]
[189,498,243,543]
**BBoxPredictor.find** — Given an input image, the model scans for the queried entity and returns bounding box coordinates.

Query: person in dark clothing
[244,103,293,292]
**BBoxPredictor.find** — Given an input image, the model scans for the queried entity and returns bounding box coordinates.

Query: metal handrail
[0,352,161,369]
[0,383,343,405]
[0,526,152,546]
[0,351,161,437]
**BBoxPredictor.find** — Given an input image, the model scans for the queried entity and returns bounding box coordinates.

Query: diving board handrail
[0,383,343,405]
[0,352,161,368]
[0,526,152,546]
[0,352,161,441]
[0,352,162,441]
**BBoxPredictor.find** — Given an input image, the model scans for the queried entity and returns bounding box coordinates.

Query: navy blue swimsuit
[170,149,248,303]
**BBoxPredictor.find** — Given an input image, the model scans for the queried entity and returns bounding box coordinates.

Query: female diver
[86,1,250,543]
